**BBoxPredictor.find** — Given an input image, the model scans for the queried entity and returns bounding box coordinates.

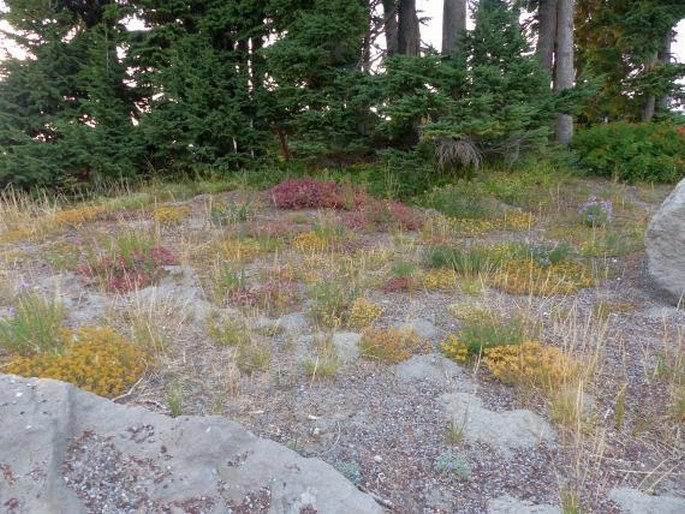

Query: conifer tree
[262,0,369,160]
[0,1,138,188]
[131,0,270,172]
[575,0,685,123]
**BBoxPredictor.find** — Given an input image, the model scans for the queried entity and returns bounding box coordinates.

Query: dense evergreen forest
[0,0,684,190]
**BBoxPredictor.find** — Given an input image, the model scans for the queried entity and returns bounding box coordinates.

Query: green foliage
[0,0,680,190]
[449,311,528,356]
[480,160,569,208]
[306,281,357,328]
[506,242,574,268]
[421,181,497,219]
[434,449,472,480]
[573,121,685,183]
[261,0,371,161]
[210,200,254,226]
[425,245,502,276]
[576,0,685,122]
[235,340,272,374]
[334,461,363,486]
[0,2,141,189]
[206,314,251,347]
[0,291,65,355]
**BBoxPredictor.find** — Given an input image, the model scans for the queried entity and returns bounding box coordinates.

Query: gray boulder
[646,179,685,305]
[609,487,685,514]
[0,374,381,514]
[439,392,555,457]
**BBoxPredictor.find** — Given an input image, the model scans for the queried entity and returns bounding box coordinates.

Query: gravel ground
[1,184,684,513]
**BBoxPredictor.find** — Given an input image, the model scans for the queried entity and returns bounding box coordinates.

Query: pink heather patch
[267,178,342,210]
[76,246,178,293]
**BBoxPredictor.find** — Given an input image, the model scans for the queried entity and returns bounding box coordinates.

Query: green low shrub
[573,121,685,183]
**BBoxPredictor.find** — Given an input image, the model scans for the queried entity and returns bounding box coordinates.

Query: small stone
[373,455,382,463]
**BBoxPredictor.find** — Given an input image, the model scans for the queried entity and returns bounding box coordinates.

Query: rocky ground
[1,177,684,513]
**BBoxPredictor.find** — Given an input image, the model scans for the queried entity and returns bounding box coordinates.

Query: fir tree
[0,1,139,188]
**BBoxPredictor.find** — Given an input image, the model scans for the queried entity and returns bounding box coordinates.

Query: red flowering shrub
[226,281,299,314]
[76,246,177,293]
[343,199,424,232]
[381,276,413,293]
[267,178,343,210]
[267,178,424,232]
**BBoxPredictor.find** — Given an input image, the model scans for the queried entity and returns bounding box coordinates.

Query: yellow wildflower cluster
[422,268,458,291]
[292,231,328,254]
[452,218,496,236]
[440,335,469,364]
[0,228,32,243]
[483,341,580,391]
[5,327,152,398]
[1,206,104,242]
[492,259,593,296]
[52,205,103,226]
[359,328,426,364]
[447,303,490,323]
[320,313,343,328]
[501,211,536,231]
[420,215,460,244]
[197,238,265,267]
[348,297,382,329]
[421,211,536,241]
[152,205,191,225]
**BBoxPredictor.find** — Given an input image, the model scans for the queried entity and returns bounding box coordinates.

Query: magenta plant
[343,199,424,232]
[267,178,343,210]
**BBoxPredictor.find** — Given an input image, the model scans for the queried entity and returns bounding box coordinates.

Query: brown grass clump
[492,260,593,296]
[359,328,427,364]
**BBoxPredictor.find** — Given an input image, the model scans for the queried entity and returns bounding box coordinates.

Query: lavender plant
[578,196,613,227]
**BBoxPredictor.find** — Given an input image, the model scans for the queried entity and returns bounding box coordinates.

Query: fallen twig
[111,376,144,403]
[358,486,394,510]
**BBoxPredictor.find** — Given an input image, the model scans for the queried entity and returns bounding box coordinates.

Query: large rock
[439,393,555,457]
[609,487,685,514]
[0,375,381,514]
[646,179,685,305]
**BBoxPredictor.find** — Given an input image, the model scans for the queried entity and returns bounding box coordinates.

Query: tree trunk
[554,0,574,146]
[536,0,557,74]
[360,0,371,71]
[397,0,420,56]
[382,0,399,56]
[657,30,673,114]
[442,0,467,56]
[641,49,658,122]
